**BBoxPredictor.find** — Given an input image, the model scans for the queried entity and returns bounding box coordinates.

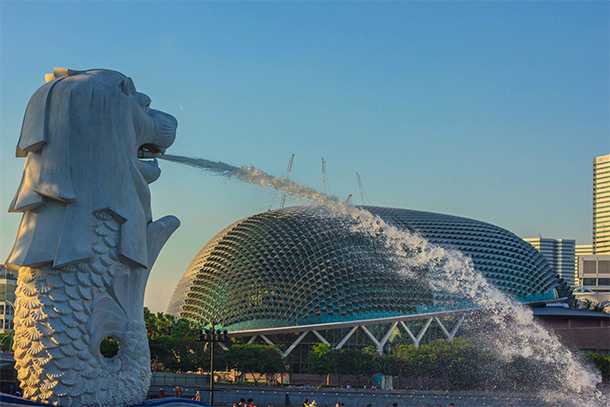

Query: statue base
[0,394,212,407]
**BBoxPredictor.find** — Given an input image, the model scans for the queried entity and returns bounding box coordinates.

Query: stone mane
[7,68,177,270]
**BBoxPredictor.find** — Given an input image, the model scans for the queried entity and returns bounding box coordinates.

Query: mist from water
[159,153,606,407]
[158,155,335,205]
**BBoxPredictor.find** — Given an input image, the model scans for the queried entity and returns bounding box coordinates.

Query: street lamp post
[198,321,228,406]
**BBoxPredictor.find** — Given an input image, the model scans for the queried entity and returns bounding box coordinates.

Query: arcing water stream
[159,154,607,407]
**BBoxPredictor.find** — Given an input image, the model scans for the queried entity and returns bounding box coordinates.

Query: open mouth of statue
[137,143,165,162]
[136,143,165,184]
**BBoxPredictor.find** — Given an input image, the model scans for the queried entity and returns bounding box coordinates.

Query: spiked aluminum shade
[168,206,571,330]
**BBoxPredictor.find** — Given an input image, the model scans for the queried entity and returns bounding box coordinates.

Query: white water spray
[158,155,335,205]
[159,153,606,406]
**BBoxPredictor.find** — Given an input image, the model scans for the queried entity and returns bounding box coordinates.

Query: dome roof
[168,206,571,330]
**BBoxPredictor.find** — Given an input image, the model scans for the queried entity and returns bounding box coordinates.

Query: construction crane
[356,172,368,205]
[281,153,295,208]
[345,194,353,204]
[321,158,327,195]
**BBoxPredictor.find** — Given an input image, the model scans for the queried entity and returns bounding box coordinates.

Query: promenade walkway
[148,385,550,407]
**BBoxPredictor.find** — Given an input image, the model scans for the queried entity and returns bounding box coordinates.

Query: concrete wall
[151,372,210,388]
[554,327,610,353]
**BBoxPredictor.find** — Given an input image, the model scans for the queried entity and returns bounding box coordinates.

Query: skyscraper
[593,154,610,255]
[524,238,576,286]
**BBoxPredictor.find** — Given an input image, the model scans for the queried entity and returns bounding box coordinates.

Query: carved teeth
[137,143,162,159]
[137,150,156,159]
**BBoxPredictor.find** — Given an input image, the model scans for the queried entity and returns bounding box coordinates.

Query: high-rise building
[593,154,610,255]
[524,238,576,286]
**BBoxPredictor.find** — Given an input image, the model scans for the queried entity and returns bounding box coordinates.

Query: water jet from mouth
[159,153,607,407]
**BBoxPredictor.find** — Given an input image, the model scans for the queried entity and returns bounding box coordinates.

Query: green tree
[0,331,13,351]
[309,343,337,384]
[584,353,610,383]
[435,337,492,390]
[334,348,362,386]
[309,345,379,386]
[391,338,493,390]
[378,355,403,377]
[100,337,119,358]
[503,354,557,391]
[392,343,420,378]
[220,344,285,384]
[355,349,378,378]
[144,308,208,372]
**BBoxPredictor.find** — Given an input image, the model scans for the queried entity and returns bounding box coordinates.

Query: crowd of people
[232,397,258,407]
[233,395,564,407]
[299,398,458,407]
[228,397,570,407]
[220,391,568,407]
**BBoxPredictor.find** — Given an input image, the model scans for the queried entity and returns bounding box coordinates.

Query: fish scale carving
[12,212,151,406]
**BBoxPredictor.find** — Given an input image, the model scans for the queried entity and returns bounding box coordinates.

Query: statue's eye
[136,93,152,112]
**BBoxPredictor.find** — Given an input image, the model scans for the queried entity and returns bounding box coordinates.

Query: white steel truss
[400,318,432,349]
[336,326,358,349]
[235,310,471,358]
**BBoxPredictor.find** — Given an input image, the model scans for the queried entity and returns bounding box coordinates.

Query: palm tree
[579,299,610,313]
[0,330,13,351]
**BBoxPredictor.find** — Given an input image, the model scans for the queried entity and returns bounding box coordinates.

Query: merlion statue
[5,68,180,406]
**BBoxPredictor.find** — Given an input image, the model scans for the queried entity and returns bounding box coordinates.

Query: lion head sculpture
[6,68,178,270]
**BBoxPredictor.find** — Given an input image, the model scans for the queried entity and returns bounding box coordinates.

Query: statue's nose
[151,109,178,130]
[166,113,178,128]
[149,110,178,148]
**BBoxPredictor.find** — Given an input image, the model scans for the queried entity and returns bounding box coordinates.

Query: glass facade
[168,206,571,330]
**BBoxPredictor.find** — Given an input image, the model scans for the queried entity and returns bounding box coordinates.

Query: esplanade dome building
[167,206,572,331]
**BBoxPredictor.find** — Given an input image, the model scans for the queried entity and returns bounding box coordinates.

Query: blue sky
[1,1,608,312]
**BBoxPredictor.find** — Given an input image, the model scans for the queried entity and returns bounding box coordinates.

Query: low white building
[0,265,16,333]
[575,254,610,303]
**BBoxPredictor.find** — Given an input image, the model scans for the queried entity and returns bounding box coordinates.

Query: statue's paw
[146,215,180,267]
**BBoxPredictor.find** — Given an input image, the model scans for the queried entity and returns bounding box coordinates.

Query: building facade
[533,306,609,356]
[575,244,593,287]
[578,255,610,287]
[0,265,17,333]
[573,154,610,300]
[593,154,610,255]
[168,206,572,331]
[575,254,610,303]
[524,238,576,287]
